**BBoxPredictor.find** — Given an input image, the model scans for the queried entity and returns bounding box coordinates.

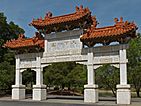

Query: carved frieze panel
[93,55,119,64]
[41,55,87,63]
[47,39,82,52]
[20,58,36,69]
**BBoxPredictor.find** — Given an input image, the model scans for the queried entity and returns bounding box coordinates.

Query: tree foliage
[67,64,87,89]
[0,12,25,63]
[22,69,36,87]
[96,64,119,97]
[0,62,15,90]
[44,62,86,92]
[0,12,24,93]
[127,33,141,97]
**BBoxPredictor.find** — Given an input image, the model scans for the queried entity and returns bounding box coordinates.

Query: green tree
[0,12,25,63]
[0,62,15,91]
[44,62,76,90]
[22,69,36,87]
[127,33,141,97]
[44,65,55,89]
[67,64,86,91]
[44,62,86,93]
[0,12,24,95]
[96,64,119,97]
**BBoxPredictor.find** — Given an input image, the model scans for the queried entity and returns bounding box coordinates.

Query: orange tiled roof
[80,17,137,47]
[4,6,138,51]
[30,5,91,31]
[4,32,44,49]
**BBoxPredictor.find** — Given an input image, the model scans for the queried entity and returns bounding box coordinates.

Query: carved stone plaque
[48,39,81,52]
[20,58,36,68]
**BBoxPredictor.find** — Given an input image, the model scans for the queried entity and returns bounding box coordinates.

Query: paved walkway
[0,95,141,106]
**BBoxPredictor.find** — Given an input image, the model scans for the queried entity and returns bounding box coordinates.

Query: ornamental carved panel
[20,58,36,68]
[48,39,81,52]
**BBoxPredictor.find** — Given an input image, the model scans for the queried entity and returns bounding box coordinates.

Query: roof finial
[91,16,98,28]
[38,17,42,21]
[80,5,83,10]
[120,17,123,22]
[114,18,119,24]
[18,34,25,40]
[76,5,84,12]
[76,6,79,12]
[45,11,52,19]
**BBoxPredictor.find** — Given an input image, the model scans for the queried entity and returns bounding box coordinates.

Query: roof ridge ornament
[45,11,53,19]
[75,6,79,12]
[114,18,119,24]
[91,16,98,28]
[120,17,123,22]
[76,5,84,12]
[114,17,129,27]
[80,5,83,10]
[83,16,98,35]
[18,34,25,40]
[33,32,43,42]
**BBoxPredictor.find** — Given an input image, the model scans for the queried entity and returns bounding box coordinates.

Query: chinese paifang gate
[4,5,137,104]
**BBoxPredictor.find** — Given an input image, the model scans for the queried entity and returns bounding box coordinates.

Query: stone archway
[11,53,47,101]
[4,6,137,105]
[10,35,131,104]
[22,69,36,98]
[83,45,130,104]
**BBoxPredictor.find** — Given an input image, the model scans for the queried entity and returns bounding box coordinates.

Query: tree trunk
[68,83,71,90]
[134,81,141,97]
[62,84,65,90]
[109,86,116,97]
[136,88,140,97]
[105,81,116,97]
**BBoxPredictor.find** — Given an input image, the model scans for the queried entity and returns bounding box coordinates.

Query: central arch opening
[95,64,120,99]
[43,62,87,99]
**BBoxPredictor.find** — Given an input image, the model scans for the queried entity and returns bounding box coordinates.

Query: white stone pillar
[84,48,98,103]
[15,69,22,85]
[116,48,131,104]
[33,55,46,101]
[12,56,25,100]
[45,39,48,53]
[36,68,43,85]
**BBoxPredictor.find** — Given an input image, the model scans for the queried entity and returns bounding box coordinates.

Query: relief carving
[48,39,81,52]
[100,58,112,63]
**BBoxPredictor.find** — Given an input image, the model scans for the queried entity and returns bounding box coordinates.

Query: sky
[0,0,140,37]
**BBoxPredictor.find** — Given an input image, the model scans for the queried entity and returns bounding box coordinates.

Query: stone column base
[116,84,131,104]
[84,84,98,103]
[33,85,46,101]
[12,85,25,100]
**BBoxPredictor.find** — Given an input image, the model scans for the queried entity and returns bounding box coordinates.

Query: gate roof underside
[4,5,137,53]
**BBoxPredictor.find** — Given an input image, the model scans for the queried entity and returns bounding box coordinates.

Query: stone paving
[0,95,141,106]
